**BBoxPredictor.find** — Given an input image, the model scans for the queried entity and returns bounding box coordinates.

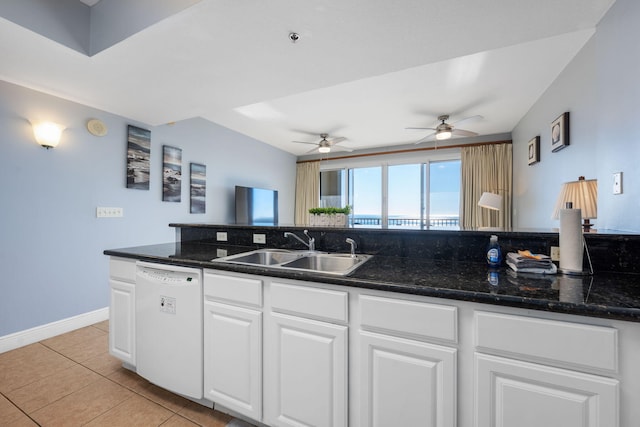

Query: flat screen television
[235,185,279,225]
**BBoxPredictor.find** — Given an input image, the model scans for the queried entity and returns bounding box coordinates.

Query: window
[388,164,422,228]
[429,160,461,229]
[320,169,346,208]
[349,167,382,227]
[319,155,461,229]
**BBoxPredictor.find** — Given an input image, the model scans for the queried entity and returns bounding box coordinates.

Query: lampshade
[33,122,64,149]
[478,192,502,211]
[552,176,598,230]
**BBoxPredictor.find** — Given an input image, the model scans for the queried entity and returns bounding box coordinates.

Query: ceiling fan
[292,133,352,154]
[406,114,482,144]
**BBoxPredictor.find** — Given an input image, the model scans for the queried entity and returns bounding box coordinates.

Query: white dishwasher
[136,261,203,399]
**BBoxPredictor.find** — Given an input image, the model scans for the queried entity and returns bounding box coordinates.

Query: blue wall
[512,0,640,232]
[0,80,296,336]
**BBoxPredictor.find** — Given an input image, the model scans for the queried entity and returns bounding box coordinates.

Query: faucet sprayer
[346,238,357,258]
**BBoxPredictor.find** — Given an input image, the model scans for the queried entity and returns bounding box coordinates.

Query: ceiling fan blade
[292,140,319,145]
[331,145,353,152]
[414,133,436,144]
[452,115,483,126]
[405,127,437,131]
[291,129,324,137]
[304,146,319,154]
[451,129,478,137]
[328,137,346,145]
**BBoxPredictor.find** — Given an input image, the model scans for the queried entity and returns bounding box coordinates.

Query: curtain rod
[296,139,512,164]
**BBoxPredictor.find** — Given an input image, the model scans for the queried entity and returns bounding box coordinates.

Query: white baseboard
[0,307,109,354]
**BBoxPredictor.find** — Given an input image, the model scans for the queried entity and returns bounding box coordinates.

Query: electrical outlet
[613,172,623,195]
[96,207,123,218]
[216,248,228,258]
[550,246,560,261]
[216,232,228,241]
[253,233,266,244]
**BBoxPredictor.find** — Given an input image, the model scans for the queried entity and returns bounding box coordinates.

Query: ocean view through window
[319,158,460,229]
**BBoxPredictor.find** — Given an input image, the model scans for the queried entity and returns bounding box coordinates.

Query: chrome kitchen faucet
[284,229,315,251]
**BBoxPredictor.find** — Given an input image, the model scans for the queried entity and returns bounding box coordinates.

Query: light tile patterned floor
[0,321,255,426]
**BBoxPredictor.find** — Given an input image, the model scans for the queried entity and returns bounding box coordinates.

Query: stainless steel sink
[213,249,306,266]
[281,253,372,276]
[212,249,372,276]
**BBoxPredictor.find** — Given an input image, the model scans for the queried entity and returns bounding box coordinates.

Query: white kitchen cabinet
[357,294,458,427]
[203,300,262,420]
[264,280,349,427]
[359,331,457,427]
[475,353,619,427]
[203,271,263,421]
[474,311,620,427]
[264,312,348,427]
[108,257,136,366]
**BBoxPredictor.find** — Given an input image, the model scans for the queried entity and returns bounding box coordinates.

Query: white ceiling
[0,0,615,156]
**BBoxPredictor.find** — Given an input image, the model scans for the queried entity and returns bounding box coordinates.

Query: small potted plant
[308,206,351,227]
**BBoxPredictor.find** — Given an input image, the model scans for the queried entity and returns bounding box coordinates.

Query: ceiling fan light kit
[436,129,452,140]
[293,132,351,154]
[407,113,481,144]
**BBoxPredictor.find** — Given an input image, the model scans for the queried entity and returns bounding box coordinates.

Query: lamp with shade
[552,176,598,231]
[477,192,503,211]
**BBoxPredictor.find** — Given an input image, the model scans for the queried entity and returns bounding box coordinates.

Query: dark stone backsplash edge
[171,223,640,275]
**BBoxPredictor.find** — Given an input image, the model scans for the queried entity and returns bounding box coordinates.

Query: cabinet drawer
[270,281,348,324]
[204,271,263,308]
[360,294,457,343]
[109,257,137,283]
[475,311,618,373]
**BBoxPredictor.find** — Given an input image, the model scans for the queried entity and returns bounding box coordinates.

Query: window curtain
[461,143,512,229]
[294,161,320,225]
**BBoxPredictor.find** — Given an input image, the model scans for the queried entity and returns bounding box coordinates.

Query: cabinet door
[265,312,348,427]
[475,353,619,427]
[359,331,457,427]
[108,279,135,365]
[204,300,262,421]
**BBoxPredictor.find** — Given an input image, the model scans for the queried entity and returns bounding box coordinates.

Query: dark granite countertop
[104,242,640,323]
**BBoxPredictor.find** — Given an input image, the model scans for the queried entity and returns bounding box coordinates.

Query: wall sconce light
[33,122,65,149]
[552,176,598,231]
[477,191,502,211]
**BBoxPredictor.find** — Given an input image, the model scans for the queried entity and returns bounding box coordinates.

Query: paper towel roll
[559,208,584,273]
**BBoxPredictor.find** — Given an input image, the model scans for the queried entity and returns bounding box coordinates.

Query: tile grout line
[4,322,240,427]
[0,390,43,426]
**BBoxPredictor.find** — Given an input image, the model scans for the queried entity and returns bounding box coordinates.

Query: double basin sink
[212,248,372,276]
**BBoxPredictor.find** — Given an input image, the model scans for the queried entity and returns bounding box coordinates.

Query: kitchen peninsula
[105,224,640,427]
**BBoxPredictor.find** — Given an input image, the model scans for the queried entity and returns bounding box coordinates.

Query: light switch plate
[613,172,622,195]
[216,232,228,241]
[253,234,266,244]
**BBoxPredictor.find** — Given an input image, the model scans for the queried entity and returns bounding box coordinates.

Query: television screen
[235,185,279,225]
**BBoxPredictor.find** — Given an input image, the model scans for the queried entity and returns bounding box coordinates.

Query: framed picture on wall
[162,145,182,202]
[190,163,206,214]
[551,112,570,152]
[528,136,540,165]
[126,125,151,190]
